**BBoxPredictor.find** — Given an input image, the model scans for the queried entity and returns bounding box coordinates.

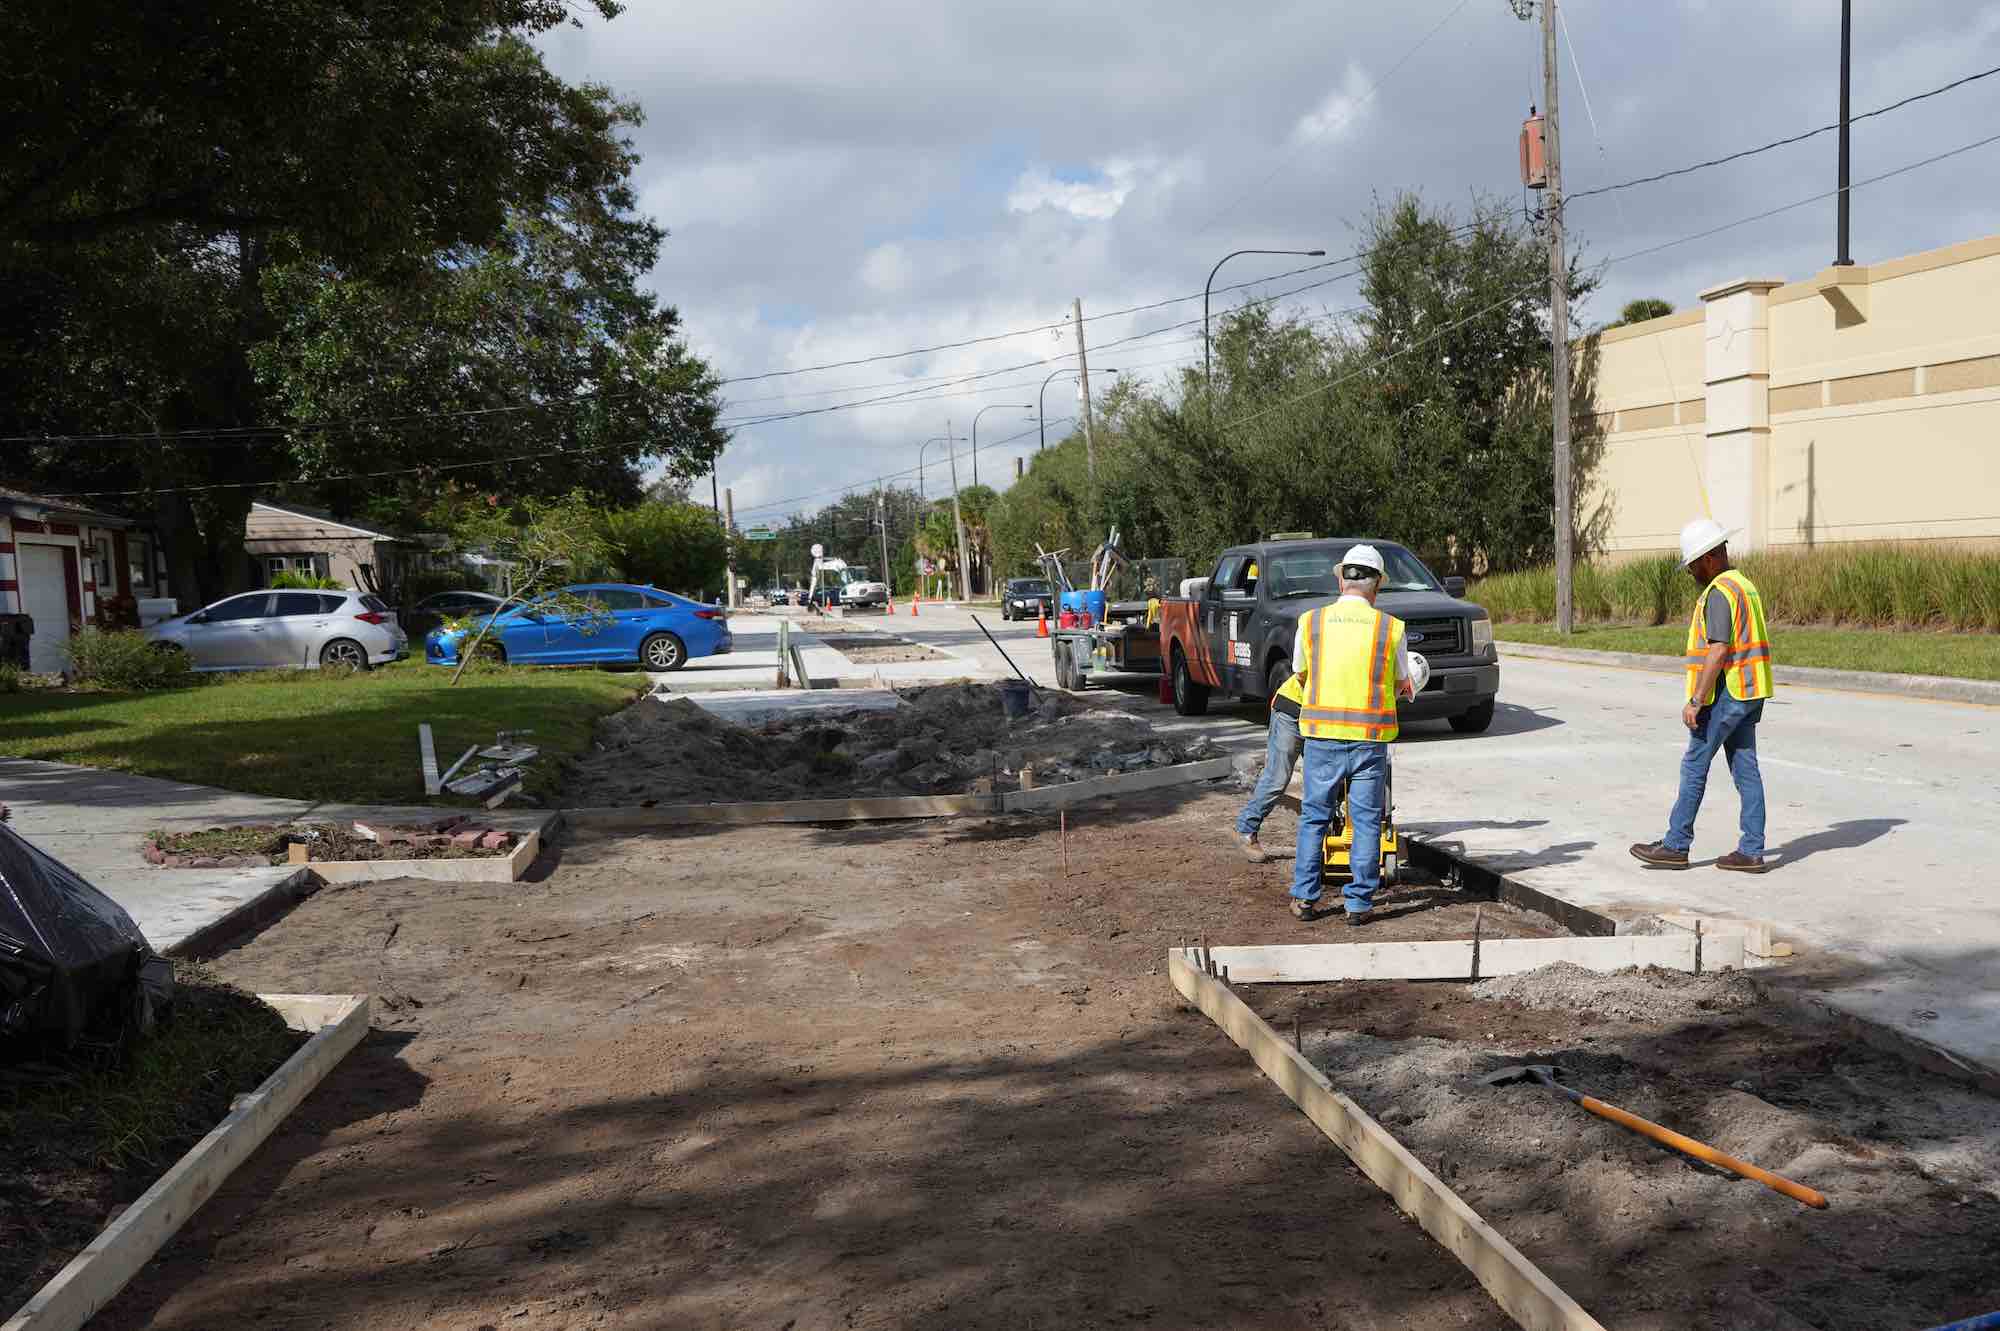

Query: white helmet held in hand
[1408,651,1431,694]
[1679,518,1730,567]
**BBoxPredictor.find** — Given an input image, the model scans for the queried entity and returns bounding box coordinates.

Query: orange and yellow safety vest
[1297,600,1404,743]
[1685,568,1774,704]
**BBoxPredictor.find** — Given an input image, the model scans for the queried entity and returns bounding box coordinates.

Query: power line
[1569,61,2000,204]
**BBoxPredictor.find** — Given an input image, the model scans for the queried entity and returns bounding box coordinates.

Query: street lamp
[917,433,963,503]
[970,403,1033,487]
[1204,248,1325,386]
[1039,368,1118,450]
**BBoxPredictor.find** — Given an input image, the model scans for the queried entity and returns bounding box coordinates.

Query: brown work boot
[1629,841,1690,869]
[1237,832,1269,863]
[1715,851,1768,874]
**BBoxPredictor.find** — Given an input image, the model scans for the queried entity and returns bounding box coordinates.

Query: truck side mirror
[1444,575,1467,598]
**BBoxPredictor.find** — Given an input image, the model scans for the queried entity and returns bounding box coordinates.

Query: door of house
[19,544,72,673]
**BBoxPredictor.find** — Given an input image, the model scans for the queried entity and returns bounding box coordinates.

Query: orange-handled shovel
[1483,1064,1829,1209]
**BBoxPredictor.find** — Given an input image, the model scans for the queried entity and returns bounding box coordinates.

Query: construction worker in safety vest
[1631,518,1775,873]
[1288,545,1417,925]
[1234,606,1303,863]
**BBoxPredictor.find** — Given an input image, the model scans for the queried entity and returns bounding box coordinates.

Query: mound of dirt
[1468,960,1763,1023]
[564,681,1221,806]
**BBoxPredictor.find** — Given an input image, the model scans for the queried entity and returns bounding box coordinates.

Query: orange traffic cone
[1036,604,1050,638]
[886,594,895,615]
[910,592,920,617]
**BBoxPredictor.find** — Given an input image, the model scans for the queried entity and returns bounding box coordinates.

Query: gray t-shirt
[1704,586,1733,644]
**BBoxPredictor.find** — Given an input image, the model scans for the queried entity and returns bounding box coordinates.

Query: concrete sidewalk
[0,758,545,952]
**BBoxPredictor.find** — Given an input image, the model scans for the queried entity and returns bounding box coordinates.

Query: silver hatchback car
[144,589,408,671]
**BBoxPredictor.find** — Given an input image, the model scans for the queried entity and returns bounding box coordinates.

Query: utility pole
[1542,0,1573,635]
[723,487,739,609]
[875,479,892,595]
[945,419,973,602]
[1071,297,1096,483]
[1836,0,1853,266]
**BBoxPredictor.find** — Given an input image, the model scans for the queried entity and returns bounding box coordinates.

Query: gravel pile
[1468,960,1764,1023]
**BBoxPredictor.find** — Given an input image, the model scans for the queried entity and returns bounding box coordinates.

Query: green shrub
[399,567,484,603]
[1472,543,2000,631]
[64,627,193,690]
[0,663,22,693]
[269,571,344,590]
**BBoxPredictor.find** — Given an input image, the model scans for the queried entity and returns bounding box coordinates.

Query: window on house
[92,534,114,588]
[266,554,321,583]
[128,533,154,590]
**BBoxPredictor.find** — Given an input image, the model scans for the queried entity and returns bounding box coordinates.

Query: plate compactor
[1319,765,1403,890]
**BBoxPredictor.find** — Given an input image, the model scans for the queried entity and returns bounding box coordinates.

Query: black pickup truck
[1156,537,1501,732]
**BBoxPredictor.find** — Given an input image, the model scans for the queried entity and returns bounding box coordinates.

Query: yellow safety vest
[1685,568,1774,704]
[1274,672,1306,708]
[1297,600,1404,743]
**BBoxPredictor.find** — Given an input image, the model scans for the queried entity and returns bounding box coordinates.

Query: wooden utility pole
[875,479,892,595]
[1071,297,1096,483]
[945,419,973,602]
[1542,0,1572,634]
[723,486,739,609]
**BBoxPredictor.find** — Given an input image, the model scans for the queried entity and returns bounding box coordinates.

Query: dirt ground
[1246,969,2000,1331]
[566,681,1220,806]
[82,787,1566,1331]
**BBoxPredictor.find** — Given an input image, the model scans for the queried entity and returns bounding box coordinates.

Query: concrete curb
[2,995,370,1331]
[1498,639,2000,706]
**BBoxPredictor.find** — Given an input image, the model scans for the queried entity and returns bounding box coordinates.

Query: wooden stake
[1471,904,1484,982]
[1060,810,1069,878]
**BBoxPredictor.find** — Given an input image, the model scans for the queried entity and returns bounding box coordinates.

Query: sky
[536,1,2000,525]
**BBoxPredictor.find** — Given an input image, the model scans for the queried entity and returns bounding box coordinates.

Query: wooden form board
[1000,756,1235,813]
[1202,931,1744,984]
[4,994,371,1331]
[1169,951,1608,1331]
[564,793,1001,827]
[308,826,540,885]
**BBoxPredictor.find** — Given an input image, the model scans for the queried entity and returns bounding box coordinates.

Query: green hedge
[1472,544,2000,632]
[64,628,194,690]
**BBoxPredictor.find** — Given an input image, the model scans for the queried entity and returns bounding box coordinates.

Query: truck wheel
[1449,698,1496,734]
[1265,659,1292,709]
[1171,649,1210,716]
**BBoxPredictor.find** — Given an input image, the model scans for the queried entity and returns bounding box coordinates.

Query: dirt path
[92,789,1558,1331]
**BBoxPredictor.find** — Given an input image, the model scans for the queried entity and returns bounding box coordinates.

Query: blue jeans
[1291,739,1389,913]
[1664,694,1766,857]
[1236,709,1303,838]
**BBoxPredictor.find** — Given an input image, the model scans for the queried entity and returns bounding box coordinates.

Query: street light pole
[1040,368,1118,450]
[944,419,973,602]
[971,403,1033,486]
[1836,0,1853,266]
[917,434,960,503]
[1204,248,1325,388]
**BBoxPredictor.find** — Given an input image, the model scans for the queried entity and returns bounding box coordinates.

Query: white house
[1,485,168,673]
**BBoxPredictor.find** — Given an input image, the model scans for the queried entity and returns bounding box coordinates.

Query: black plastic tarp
[0,822,171,1045]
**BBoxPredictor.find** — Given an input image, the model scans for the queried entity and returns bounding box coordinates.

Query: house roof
[250,500,407,542]
[0,484,138,528]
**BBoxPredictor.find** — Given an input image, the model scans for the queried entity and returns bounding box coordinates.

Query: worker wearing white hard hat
[1630,519,1776,873]
[1285,544,1418,926]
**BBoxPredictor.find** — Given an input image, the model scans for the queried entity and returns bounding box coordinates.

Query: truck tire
[1265,658,1292,709]
[1449,698,1496,734]
[1171,648,1210,716]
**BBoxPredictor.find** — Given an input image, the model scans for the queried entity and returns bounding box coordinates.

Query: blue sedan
[425,583,732,672]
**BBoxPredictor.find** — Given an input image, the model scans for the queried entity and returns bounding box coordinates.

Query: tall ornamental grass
[1471,544,2000,631]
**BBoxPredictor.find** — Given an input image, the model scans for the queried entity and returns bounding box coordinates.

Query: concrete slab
[686,689,905,726]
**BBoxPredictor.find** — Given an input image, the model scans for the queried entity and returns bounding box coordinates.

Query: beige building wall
[1585,233,2000,558]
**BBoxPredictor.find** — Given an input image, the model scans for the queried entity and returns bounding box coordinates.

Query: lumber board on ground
[563,794,999,827]
[1001,756,1235,812]
[4,995,371,1331]
[418,723,441,796]
[1205,941,1476,983]
[1199,932,1744,984]
[1169,951,1606,1331]
[308,827,541,884]
[1658,912,1789,957]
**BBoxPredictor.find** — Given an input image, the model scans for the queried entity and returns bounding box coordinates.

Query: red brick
[478,831,510,851]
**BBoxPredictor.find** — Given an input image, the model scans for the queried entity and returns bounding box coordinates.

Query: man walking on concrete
[1289,546,1416,925]
[1631,518,1775,873]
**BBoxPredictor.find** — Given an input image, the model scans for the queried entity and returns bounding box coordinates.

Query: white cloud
[1005,156,1188,222]
[859,242,915,294]
[1292,63,1375,145]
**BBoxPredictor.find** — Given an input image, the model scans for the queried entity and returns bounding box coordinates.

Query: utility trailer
[1049,604,1163,691]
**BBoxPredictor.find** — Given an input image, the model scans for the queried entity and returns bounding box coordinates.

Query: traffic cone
[1036,604,1049,638]
[887,594,895,615]
[910,592,920,617]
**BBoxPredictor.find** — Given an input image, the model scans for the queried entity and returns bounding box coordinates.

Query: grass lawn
[0,660,644,803]
[1494,623,2000,682]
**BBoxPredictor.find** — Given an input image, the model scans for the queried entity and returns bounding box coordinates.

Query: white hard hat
[1408,651,1431,694]
[1678,518,1730,567]
[1341,544,1386,575]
